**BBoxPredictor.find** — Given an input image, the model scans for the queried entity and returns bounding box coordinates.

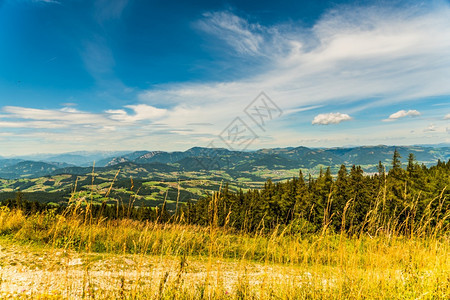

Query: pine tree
[392,149,402,171]
[407,153,416,178]
[333,164,349,230]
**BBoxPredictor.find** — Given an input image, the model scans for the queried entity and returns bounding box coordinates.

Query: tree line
[182,150,449,234]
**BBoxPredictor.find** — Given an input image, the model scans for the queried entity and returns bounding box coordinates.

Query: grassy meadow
[0,198,448,299]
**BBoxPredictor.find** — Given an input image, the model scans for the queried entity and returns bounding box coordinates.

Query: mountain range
[1,145,449,180]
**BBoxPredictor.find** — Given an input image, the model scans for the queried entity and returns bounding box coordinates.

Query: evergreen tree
[392,149,402,172]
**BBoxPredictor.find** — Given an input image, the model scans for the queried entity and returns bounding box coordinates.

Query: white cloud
[312,112,352,125]
[384,109,421,121]
[444,113,450,119]
[1,104,170,128]
[424,123,437,132]
[197,11,264,56]
[106,104,167,122]
[2,106,106,124]
[422,123,449,134]
[0,121,68,129]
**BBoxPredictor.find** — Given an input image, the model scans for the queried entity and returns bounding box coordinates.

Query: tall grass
[0,193,448,299]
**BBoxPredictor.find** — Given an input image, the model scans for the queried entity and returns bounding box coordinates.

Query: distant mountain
[1,145,449,180]
[97,147,234,167]
[43,154,98,166]
[234,154,298,171]
[16,151,130,167]
[96,151,149,167]
[0,159,24,168]
[325,145,449,166]
[50,166,95,176]
[52,161,178,177]
[256,146,311,158]
[0,161,73,179]
[414,143,450,148]
[135,149,205,165]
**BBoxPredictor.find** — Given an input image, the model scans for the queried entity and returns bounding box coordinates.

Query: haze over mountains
[1,145,449,180]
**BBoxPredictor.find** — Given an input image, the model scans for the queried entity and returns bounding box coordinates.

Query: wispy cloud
[94,0,130,22]
[444,113,450,119]
[80,36,130,97]
[2,106,103,124]
[106,104,167,123]
[32,0,61,4]
[0,121,68,129]
[1,104,171,129]
[81,38,115,78]
[312,112,352,125]
[197,11,264,56]
[383,109,421,122]
[142,2,450,125]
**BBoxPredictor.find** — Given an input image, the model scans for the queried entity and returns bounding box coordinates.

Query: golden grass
[0,204,449,299]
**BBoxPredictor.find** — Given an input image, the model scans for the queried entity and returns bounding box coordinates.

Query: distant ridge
[0,145,448,180]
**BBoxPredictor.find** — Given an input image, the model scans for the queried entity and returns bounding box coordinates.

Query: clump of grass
[0,200,449,299]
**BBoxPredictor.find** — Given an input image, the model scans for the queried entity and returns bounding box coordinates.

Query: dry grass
[0,203,449,299]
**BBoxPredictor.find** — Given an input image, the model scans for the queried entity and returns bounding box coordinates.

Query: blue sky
[0,0,449,156]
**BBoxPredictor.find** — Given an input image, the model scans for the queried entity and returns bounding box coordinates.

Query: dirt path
[0,240,305,298]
